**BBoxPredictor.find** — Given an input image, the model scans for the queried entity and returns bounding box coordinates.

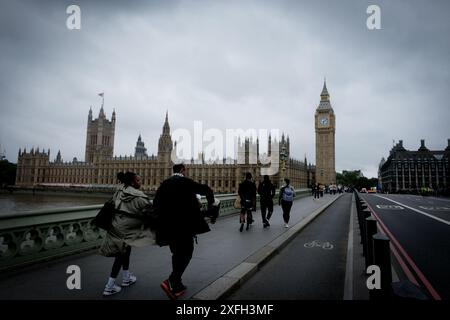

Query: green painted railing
[0,189,309,272]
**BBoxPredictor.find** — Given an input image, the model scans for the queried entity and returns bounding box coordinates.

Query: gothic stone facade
[16,109,311,193]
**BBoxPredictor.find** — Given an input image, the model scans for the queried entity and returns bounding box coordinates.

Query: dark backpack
[141,202,160,231]
[92,200,116,231]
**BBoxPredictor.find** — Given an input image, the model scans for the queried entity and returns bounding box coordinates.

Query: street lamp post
[279,146,287,188]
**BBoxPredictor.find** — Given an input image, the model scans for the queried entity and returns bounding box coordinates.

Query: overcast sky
[1,0,449,178]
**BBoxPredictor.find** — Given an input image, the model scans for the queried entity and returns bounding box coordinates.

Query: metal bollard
[365,217,377,268]
[372,233,392,299]
[358,202,368,223]
[357,201,366,227]
[361,209,371,250]
[360,202,368,212]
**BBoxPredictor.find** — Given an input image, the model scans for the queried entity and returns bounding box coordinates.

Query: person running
[257,175,275,228]
[279,178,295,228]
[153,163,216,300]
[238,172,257,232]
[99,171,154,296]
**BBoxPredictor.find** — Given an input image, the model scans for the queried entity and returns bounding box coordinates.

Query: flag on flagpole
[98,92,104,97]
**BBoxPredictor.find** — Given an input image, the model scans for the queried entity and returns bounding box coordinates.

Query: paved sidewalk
[0,194,341,300]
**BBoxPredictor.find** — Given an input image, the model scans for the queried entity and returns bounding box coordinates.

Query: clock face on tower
[320,117,328,126]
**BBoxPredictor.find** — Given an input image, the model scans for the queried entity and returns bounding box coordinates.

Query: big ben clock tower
[315,80,336,186]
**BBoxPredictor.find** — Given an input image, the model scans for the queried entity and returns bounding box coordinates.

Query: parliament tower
[85,106,116,163]
[315,80,336,185]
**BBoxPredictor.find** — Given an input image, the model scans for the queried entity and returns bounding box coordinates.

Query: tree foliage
[336,170,377,190]
[0,160,16,187]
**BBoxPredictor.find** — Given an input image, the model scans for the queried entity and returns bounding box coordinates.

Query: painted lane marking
[376,204,404,210]
[364,198,442,300]
[375,195,450,226]
[418,206,450,211]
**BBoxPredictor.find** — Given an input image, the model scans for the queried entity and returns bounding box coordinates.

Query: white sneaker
[122,273,137,287]
[284,223,289,228]
[103,284,122,296]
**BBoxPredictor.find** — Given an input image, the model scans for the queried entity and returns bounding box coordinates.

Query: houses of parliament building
[15,84,338,193]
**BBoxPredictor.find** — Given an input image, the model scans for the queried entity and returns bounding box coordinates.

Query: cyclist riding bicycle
[238,172,257,232]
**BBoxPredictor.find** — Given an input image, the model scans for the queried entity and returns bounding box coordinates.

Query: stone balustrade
[0,189,309,272]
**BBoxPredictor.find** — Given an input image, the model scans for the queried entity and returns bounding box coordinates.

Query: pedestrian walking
[99,171,154,296]
[238,172,257,232]
[279,178,295,228]
[153,163,216,300]
[314,183,320,199]
[257,175,275,228]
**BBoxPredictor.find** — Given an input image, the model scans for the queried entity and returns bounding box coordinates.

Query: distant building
[378,139,450,194]
[16,107,312,193]
[134,134,148,160]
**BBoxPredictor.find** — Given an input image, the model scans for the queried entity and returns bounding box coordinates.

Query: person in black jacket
[257,175,275,228]
[238,172,257,232]
[153,163,215,300]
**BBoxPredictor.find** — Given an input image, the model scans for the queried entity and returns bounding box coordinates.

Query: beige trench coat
[99,186,155,257]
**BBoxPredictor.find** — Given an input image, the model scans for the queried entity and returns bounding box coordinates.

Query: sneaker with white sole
[122,273,137,287]
[284,223,289,228]
[103,284,122,296]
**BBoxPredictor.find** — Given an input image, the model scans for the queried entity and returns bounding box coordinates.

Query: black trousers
[110,245,131,278]
[260,198,274,223]
[281,200,293,224]
[240,199,254,224]
[169,236,194,286]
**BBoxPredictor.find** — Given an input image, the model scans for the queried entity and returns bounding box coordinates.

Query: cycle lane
[227,193,352,299]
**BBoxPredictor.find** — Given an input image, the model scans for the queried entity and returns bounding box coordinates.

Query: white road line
[343,193,354,300]
[427,197,450,204]
[375,195,450,227]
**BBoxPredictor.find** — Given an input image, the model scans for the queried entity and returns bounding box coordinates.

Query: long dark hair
[117,171,137,186]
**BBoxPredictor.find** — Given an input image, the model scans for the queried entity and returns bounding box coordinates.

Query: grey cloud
[1,0,449,178]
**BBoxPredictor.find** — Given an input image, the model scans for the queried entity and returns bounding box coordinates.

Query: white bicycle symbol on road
[304,240,334,250]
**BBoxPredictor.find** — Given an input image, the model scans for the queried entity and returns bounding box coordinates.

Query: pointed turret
[112,108,116,122]
[268,133,272,156]
[317,79,333,111]
[163,110,170,134]
[320,78,329,100]
[56,150,62,163]
[135,134,148,159]
[158,111,173,160]
[99,106,105,118]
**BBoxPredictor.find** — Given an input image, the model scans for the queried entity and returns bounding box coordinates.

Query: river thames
[0,193,110,216]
